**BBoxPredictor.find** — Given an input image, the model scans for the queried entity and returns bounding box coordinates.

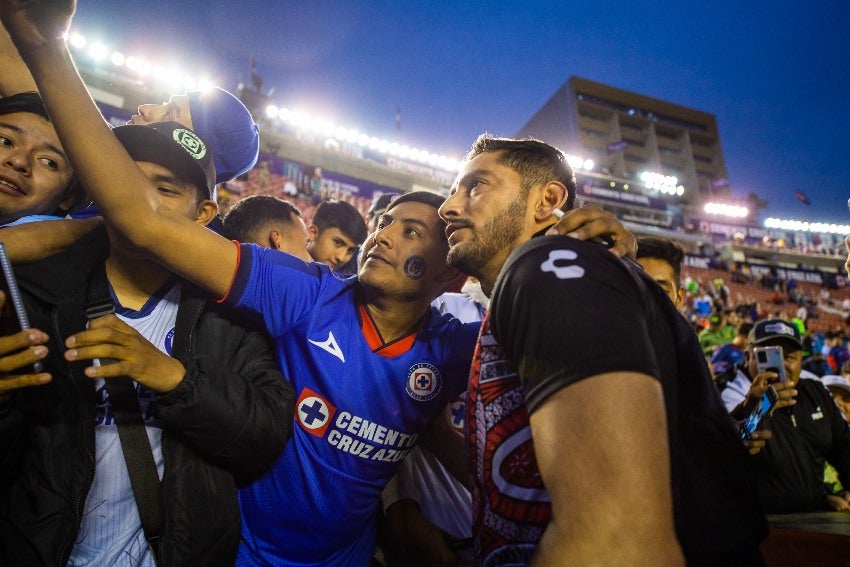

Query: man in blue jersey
[0,4,638,564]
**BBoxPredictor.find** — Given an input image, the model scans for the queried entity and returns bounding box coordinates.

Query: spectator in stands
[822,373,850,421]
[0,120,293,564]
[0,26,259,186]
[826,332,850,375]
[306,199,368,272]
[438,135,766,565]
[699,313,729,355]
[710,322,753,391]
[0,92,86,225]
[222,195,311,260]
[722,319,850,513]
[635,236,685,308]
[802,333,832,378]
[366,192,396,233]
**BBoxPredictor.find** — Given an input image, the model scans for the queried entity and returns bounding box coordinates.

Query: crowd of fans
[1,2,850,566]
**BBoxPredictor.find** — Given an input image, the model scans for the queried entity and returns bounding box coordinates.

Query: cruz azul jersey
[227,245,478,566]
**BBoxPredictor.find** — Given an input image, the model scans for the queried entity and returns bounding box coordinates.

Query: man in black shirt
[724,319,850,513]
[438,135,767,566]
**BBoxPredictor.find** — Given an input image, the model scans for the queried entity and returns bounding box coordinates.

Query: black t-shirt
[490,235,767,560]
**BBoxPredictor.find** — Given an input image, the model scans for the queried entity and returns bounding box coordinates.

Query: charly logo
[172,128,207,160]
[405,362,441,402]
[540,249,585,280]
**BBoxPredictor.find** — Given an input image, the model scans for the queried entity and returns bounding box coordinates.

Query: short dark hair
[466,134,576,211]
[635,236,685,286]
[222,195,302,241]
[0,92,87,213]
[0,91,50,119]
[312,200,368,245]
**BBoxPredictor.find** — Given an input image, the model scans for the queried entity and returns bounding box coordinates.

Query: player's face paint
[0,112,76,225]
[359,201,454,299]
[403,256,425,280]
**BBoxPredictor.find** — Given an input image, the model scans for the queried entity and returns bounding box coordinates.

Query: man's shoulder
[497,235,627,293]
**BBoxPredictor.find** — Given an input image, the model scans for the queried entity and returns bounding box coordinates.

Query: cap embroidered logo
[172,128,207,160]
[764,322,795,337]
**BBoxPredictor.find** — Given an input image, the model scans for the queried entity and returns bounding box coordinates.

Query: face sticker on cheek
[403,256,426,280]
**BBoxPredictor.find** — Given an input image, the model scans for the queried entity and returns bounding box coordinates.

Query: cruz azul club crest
[405,362,441,402]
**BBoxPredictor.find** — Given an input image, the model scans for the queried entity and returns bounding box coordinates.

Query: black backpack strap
[85,273,164,563]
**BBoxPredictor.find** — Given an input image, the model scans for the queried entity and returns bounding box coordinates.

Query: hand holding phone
[754,345,786,382]
[740,385,779,440]
[0,241,43,373]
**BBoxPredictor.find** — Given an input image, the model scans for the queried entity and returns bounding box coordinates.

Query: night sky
[73,1,850,224]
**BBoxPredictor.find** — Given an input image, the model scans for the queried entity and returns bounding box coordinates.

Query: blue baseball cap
[187,87,259,184]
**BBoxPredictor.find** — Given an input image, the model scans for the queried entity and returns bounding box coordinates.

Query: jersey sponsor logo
[297,387,336,437]
[297,385,420,462]
[405,362,441,402]
[540,249,585,280]
[308,330,346,362]
[172,128,207,160]
[329,411,418,463]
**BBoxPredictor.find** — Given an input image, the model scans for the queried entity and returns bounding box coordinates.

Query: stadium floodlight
[69,33,87,49]
[764,217,850,235]
[345,129,360,144]
[640,171,680,195]
[125,56,150,76]
[358,133,370,146]
[265,105,279,119]
[704,202,749,218]
[110,51,125,66]
[565,154,594,172]
[196,78,214,92]
[89,42,109,61]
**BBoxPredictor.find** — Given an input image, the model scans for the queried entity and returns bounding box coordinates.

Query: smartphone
[754,345,786,382]
[0,241,43,373]
[739,385,778,440]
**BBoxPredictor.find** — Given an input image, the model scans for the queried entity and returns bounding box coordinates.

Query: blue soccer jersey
[227,245,478,566]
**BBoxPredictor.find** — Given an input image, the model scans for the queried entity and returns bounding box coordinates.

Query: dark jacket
[752,375,850,513]
[0,228,294,566]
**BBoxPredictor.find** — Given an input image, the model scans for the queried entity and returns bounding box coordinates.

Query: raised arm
[1,217,101,263]
[0,2,237,298]
[0,22,38,96]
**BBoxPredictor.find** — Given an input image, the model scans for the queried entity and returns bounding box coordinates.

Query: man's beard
[446,197,527,278]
